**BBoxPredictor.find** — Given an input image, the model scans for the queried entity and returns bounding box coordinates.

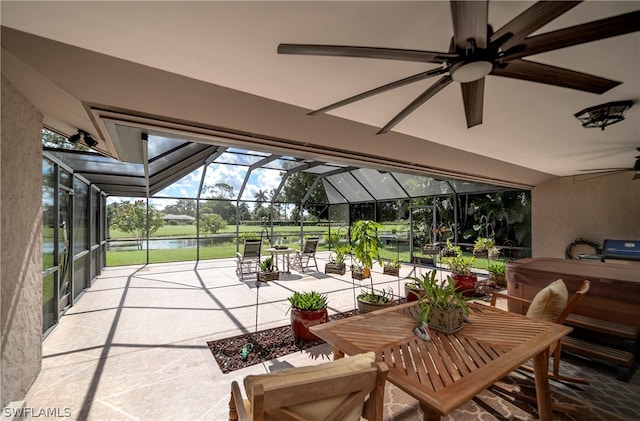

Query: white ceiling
[2,1,639,185]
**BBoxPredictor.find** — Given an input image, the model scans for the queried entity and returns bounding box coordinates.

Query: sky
[109,160,285,211]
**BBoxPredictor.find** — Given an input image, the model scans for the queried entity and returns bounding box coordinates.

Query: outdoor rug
[383,369,631,421]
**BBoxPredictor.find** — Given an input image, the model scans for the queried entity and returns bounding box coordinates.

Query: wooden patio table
[310,301,572,421]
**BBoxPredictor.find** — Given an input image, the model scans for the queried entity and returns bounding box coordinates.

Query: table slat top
[311,302,571,415]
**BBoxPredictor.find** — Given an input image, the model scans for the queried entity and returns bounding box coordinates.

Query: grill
[580,239,640,262]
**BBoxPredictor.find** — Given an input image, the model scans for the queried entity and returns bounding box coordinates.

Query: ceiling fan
[278,1,640,134]
[580,147,640,180]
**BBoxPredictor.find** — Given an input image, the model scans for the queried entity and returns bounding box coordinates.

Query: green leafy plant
[259,256,275,273]
[405,270,469,324]
[351,220,383,272]
[443,254,475,276]
[287,291,328,311]
[488,261,506,275]
[358,286,393,305]
[330,244,350,266]
[473,237,496,253]
[384,258,401,269]
[351,220,385,302]
[440,239,461,257]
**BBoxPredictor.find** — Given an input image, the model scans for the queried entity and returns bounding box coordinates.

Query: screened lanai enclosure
[41,125,531,333]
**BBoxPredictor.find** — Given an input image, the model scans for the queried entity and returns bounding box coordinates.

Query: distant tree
[253,206,271,223]
[255,189,269,202]
[281,173,328,222]
[163,199,196,217]
[199,213,227,243]
[106,202,125,236]
[201,183,237,223]
[237,203,251,222]
[462,191,530,247]
[207,183,235,200]
[110,200,164,249]
[201,200,236,223]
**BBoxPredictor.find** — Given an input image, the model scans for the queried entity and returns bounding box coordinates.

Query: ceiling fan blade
[501,10,640,61]
[451,1,488,49]
[308,67,447,116]
[277,44,456,63]
[491,1,580,51]
[580,168,630,172]
[491,59,621,94]
[377,75,453,134]
[461,79,485,128]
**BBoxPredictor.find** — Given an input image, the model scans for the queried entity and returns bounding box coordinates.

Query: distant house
[163,214,196,224]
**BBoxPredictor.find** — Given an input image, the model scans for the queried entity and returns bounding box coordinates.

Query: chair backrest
[302,238,319,254]
[554,280,590,324]
[242,240,262,258]
[243,361,388,421]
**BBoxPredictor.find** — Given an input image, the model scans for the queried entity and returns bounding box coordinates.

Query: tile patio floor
[23,252,638,420]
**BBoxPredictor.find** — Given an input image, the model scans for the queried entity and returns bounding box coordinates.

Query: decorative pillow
[243,352,376,421]
[526,279,568,322]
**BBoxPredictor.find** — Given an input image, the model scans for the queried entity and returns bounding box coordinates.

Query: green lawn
[105,240,501,272]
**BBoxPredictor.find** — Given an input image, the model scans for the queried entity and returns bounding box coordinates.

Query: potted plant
[357,287,394,313]
[257,256,279,282]
[350,220,393,312]
[440,239,460,258]
[421,242,440,256]
[404,269,438,302]
[350,220,383,281]
[325,244,349,275]
[473,237,496,259]
[287,291,328,340]
[443,254,477,295]
[488,261,507,287]
[407,272,470,334]
[383,258,401,276]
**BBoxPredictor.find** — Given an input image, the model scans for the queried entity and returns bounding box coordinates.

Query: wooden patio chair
[236,239,262,281]
[490,279,591,414]
[229,352,388,421]
[292,237,319,272]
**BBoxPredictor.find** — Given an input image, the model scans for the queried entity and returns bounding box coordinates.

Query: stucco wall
[532,171,640,258]
[1,75,43,408]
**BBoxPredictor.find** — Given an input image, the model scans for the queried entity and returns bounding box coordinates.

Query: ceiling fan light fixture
[67,131,82,143]
[68,129,99,148]
[574,100,633,131]
[450,61,493,83]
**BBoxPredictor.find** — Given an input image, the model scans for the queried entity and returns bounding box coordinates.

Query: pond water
[109,238,205,251]
[106,234,316,251]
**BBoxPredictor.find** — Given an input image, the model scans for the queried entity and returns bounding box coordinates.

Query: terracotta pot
[290,307,328,341]
[452,274,477,295]
[357,297,394,313]
[404,283,425,302]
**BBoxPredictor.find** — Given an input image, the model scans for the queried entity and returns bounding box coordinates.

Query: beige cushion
[526,279,568,322]
[243,352,376,421]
